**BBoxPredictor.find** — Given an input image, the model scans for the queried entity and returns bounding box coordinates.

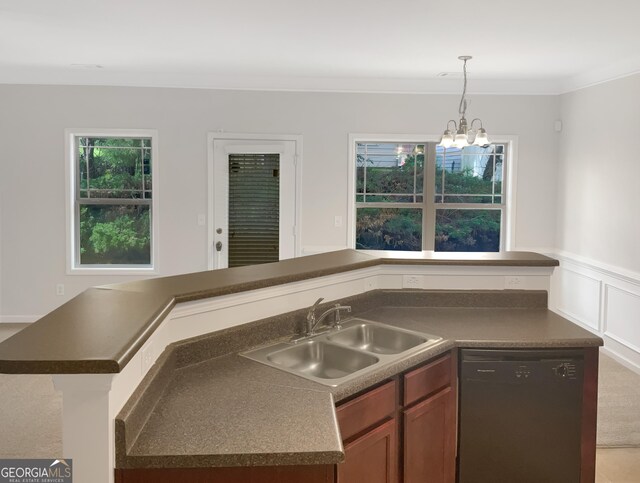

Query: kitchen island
[0,250,601,483]
[113,290,600,483]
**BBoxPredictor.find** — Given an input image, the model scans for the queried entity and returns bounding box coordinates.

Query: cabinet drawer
[404,353,451,406]
[337,417,398,483]
[337,380,396,441]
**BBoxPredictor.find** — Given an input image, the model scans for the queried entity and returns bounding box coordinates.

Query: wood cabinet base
[115,465,334,483]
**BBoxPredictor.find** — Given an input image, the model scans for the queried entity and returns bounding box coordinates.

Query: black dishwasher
[458,349,584,483]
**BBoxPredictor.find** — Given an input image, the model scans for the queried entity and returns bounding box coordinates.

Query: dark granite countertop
[0,250,559,374]
[116,291,601,469]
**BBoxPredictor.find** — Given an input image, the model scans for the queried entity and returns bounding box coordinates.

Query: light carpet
[597,354,640,447]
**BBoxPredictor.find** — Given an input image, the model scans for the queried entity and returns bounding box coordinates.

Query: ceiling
[1,0,639,94]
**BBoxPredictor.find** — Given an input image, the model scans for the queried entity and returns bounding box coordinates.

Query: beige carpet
[0,374,62,457]
[598,354,640,447]
[0,324,62,458]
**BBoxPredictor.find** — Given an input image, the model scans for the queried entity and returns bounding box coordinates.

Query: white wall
[550,74,640,370]
[556,74,640,273]
[0,85,560,318]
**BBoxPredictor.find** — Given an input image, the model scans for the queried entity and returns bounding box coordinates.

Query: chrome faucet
[305,297,352,337]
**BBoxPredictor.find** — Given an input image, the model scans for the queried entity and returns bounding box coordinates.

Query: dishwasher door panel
[457,350,584,483]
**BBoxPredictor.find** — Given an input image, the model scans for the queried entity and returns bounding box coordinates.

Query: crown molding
[560,55,640,94]
[0,67,561,95]
[2,60,638,95]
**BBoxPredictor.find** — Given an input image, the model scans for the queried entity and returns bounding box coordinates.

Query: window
[356,142,425,251]
[352,139,509,252]
[66,130,158,272]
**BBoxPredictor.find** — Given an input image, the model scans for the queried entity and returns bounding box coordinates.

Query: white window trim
[347,133,518,251]
[65,128,160,275]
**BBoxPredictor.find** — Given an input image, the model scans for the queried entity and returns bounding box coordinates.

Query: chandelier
[438,56,489,149]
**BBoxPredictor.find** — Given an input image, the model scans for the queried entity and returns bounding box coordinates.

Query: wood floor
[596,448,640,482]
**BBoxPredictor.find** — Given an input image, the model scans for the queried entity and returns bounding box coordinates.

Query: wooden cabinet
[403,353,456,483]
[335,351,456,483]
[337,418,398,483]
[404,387,455,483]
[335,380,398,483]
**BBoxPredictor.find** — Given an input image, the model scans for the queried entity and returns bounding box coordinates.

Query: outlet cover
[505,276,523,289]
[141,342,155,375]
[403,275,422,289]
[365,277,377,291]
[56,284,65,296]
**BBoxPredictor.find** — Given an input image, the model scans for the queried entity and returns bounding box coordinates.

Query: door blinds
[228,153,280,268]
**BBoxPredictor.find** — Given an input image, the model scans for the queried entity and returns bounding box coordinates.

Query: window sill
[67,266,159,276]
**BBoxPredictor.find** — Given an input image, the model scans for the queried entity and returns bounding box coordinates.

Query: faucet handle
[306,297,324,323]
[333,304,352,324]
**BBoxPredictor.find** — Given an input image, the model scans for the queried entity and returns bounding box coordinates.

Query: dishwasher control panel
[515,365,531,379]
[553,362,579,379]
[462,353,584,384]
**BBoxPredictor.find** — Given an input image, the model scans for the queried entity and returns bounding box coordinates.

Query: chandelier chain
[458,58,468,118]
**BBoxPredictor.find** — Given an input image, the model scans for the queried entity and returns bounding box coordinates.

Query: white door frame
[207,133,303,269]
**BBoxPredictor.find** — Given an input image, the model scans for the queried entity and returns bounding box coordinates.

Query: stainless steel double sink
[241,318,443,386]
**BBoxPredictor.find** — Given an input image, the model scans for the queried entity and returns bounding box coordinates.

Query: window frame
[65,128,160,274]
[347,134,518,252]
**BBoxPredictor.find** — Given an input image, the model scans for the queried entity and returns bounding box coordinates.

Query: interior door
[211,138,297,269]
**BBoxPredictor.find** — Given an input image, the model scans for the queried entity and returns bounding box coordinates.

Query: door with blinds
[211,137,298,269]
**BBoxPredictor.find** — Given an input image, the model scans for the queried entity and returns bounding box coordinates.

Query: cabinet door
[404,387,455,483]
[337,418,397,483]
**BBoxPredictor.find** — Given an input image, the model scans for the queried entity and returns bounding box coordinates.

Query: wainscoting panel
[604,285,640,354]
[550,251,640,372]
[553,266,602,331]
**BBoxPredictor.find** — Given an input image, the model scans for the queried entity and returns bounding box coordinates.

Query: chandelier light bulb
[473,128,489,146]
[439,130,454,148]
[454,133,469,149]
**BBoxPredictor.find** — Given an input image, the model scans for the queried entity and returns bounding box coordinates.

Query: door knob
[215,241,223,252]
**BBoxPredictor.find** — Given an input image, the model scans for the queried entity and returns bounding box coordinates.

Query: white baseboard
[601,345,640,377]
[0,315,40,323]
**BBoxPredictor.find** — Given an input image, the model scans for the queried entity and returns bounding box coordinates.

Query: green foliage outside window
[79,205,151,264]
[77,137,152,265]
[357,151,424,201]
[356,208,422,251]
[435,209,501,252]
[356,144,504,252]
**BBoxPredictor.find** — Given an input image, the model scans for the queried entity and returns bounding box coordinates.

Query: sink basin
[240,318,443,387]
[327,323,427,354]
[267,340,379,380]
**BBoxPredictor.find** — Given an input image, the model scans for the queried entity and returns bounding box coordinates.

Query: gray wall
[557,74,640,273]
[0,85,560,317]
